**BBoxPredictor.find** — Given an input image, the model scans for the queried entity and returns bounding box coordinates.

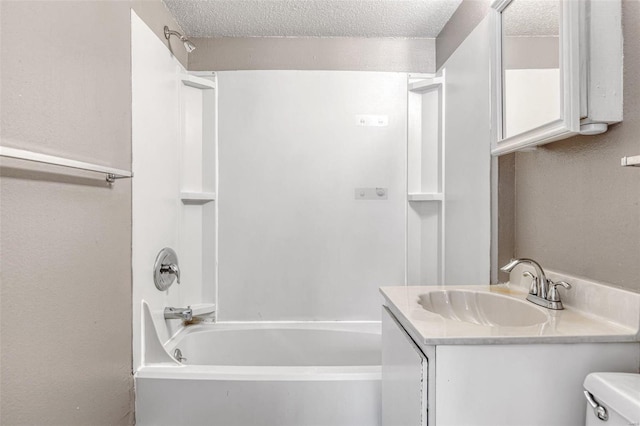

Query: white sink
[381,281,639,344]
[418,290,548,327]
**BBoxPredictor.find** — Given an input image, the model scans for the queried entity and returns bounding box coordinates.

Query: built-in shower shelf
[180,192,216,204]
[621,155,640,167]
[189,303,216,317]
[408,192,444,202]
[181,74,216,90]
[409,77,443,93]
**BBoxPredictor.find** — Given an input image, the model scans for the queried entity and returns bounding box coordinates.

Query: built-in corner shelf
[408,77,444,93]
[180,74,216,90]
[407,73,445,286]
[621,155,640,167]
[408,192,444,202]
[189,303,216,317]
[180,191,216,204]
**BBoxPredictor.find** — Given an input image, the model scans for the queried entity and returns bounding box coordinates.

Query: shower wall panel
[217,71,407,321]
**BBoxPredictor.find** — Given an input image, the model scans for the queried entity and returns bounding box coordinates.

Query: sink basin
[418,290,548,327]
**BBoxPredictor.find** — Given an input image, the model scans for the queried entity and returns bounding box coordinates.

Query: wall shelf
[190,303,216,317]
[407,72,446,286]
[621,155,640,167]
[408,192,444,201]
[408,77,444,93]
[181,74,216,90]
[180,191,216,204]
[177,70,217,315]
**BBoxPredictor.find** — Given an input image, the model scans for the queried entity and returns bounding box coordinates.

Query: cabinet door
[382,307,428,426]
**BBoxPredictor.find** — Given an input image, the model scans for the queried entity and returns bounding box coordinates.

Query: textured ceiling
[503,0,559,37]
[162,0,463,38]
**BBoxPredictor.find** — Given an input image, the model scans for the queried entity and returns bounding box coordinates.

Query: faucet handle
[523,271,538,295]
[548,281,571,302]
[160,263,181,284]
[154,248,180,291]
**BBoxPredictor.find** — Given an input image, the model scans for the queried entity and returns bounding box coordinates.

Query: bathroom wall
[189,37,436,73]
[0,1,186,424]
[436,1,640,292]
[440,16,492,285]
[131,11,216,370]
[217,71,407,320]
[435,0,490,70]
[513,0,640,291]
[498,154,516,276]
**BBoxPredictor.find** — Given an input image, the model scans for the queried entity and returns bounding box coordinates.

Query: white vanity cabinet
[381,284,640,426]
[382,307,429,426]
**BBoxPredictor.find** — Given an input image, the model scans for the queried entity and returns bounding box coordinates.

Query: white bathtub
[135,322,382,426]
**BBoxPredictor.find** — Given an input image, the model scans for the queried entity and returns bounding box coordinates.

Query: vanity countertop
[380,283,640,346]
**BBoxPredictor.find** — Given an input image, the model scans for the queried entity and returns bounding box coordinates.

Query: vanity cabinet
[382,303,640,426]
[382,307,429,426]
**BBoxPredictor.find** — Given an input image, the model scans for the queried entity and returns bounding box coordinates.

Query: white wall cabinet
[491,0,623,155]
[382,306,640,426]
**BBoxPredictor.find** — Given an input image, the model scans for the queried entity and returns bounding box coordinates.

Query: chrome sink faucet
[501,258,572,310]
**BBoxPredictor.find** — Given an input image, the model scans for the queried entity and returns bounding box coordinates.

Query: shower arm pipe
[164,26,196,52]
[164,27,187,42]
[0,146,133,183]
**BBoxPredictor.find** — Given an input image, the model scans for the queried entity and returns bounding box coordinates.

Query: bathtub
[135,321,382,426]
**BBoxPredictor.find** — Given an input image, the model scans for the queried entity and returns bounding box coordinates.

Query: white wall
[1,2,187,423]
[131,12,212,369]
[217,71,407,321]
[189,37,435,73]
[442,16,492,284]
[132,10,181,369]
[511,0,640,291]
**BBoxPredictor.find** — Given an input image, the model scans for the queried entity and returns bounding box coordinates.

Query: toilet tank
[583,373,640,426]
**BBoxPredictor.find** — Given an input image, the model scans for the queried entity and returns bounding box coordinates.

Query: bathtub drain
[173,348,187,363]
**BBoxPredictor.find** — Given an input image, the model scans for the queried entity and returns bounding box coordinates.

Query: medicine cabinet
[491,0,622,155]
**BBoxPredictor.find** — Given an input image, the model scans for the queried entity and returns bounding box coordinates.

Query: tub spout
[164,307,192,321]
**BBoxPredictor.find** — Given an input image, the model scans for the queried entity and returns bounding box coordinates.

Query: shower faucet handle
[153,248,181,291]
[160,263,180,284]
